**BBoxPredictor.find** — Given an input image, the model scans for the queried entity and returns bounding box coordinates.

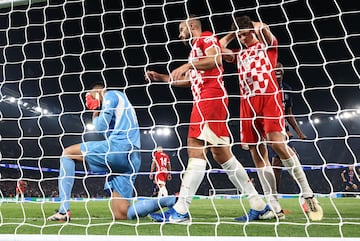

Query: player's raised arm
[285,108,307,139]
[171,45,222,81]
[145,70,191,87]
[145,70,170,83]
[252,21,274,46]
[219,32,235,48]
[219,31,236,63]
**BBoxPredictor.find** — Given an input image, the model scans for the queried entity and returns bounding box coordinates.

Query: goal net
[0,0,359,240]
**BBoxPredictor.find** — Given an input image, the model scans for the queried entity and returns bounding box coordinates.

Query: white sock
[257,166,282,213]
[158,186,168,197]
[173,158,206,214]
[221,157,266,211]
[281,155,313,198]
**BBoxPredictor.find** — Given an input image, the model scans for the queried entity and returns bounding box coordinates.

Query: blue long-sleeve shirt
[93,90,141,149]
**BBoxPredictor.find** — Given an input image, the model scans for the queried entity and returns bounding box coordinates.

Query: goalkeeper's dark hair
[89,81,105,90]
[231,15,254,31]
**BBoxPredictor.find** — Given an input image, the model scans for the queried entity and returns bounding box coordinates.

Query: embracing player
[220,15,323,221]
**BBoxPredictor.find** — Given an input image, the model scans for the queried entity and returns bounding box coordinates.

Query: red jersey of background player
[188,31,226,101]
[16,180,27,194]
[153,150,170,184]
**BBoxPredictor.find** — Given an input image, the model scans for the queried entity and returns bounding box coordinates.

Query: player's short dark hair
[89,81,105,90]
[231,15,254,31]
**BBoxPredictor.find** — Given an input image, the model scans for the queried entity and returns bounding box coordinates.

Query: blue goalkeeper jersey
[93,90,141,149]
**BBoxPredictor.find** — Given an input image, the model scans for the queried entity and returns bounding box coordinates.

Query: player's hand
[85,93,100,110]
[145,71,157,82]
[171,63,191,82]
[145,70,172,83]
[167,174,172,181]
[252,21,265,36]
[149,174,153,180]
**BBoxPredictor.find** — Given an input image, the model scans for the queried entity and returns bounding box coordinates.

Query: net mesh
[0,0,359,239]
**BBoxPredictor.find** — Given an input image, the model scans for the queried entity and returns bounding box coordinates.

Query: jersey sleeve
[93,92,117,131]
[201,32,221,54]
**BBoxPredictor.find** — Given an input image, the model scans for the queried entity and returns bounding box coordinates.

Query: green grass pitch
[0,197,359,237]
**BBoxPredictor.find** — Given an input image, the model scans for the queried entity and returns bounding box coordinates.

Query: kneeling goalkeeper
[48,82,175,221]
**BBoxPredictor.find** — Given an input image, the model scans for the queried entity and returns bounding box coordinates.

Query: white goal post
[0,0,46,8]
[0,0,359,240]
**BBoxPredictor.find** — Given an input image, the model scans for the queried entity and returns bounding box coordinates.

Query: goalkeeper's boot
[235,205,274,222]
[304,197,323,221]
[47,210,71,222]
[149,208,189,223]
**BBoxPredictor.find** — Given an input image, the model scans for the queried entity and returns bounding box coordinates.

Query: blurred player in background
[146,15,274,223]
[220,15,323,221]
[149,146,172,197]
[47,82,176,221]
[341,165,360,197]
[15,179,28,202]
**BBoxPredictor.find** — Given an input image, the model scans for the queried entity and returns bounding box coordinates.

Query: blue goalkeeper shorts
[80,139,141,199]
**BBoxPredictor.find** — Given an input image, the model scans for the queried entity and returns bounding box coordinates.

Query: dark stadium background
[0,0,359,198]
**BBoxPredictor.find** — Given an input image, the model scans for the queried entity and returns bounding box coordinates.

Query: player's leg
[350,183,358,197]
[155,174,168,197]
[269,132,323,220]
[250,95,289,218]
[151,137,206,223]
[20,191,24,202]
[211,145,274,221]
[151,99,225,222]
[105,144,141,220]
[248,144,283,218]
[343,182,351,197]
[127,196,177,220]
[111,191,130,220]
[15,191,19,203]
[48,143,83,221]
[272,155,282,191]
[272,154,294,214]
[157,183,168,197]
[268,132,311,195]
[173,137,206,213]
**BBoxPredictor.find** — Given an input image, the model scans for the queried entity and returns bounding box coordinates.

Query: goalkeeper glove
[85,93,100,110]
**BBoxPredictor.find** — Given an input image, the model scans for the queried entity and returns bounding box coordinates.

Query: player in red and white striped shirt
[220,15,323,221]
